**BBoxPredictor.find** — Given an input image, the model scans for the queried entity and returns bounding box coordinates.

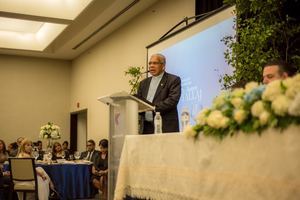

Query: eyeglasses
[148,61,163,65]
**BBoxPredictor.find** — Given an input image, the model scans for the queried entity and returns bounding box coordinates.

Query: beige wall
[0,55,71,145]
[70,0,195,141]
[0,0,194,146]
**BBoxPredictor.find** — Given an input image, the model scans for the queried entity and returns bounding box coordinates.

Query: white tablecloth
[114,125,300,200]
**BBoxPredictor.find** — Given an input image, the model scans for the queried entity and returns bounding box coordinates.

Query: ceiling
[0,0,159,60]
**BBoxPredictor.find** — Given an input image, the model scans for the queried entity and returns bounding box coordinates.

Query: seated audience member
[62,141,71,154]
[17,139,53,200]
[51,142,69,160]
[7,142,18,157]
[263,60,297,84]
[16,137,25,156]
[0,167,10,199]
[35,140,45,161]
[92,139,108,200]
[0,140,8,164]
[16,137,24,147]
[80,139,99,164]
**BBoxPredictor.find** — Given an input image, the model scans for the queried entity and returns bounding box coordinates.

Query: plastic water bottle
[154,112,162,134]
[181,107,190,131]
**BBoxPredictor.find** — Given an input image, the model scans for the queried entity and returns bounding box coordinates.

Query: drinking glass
[61,151,65,159]
[32,150,39,160]
[47,152,52,164]
[74,151,80,160]
[69,154,74,160]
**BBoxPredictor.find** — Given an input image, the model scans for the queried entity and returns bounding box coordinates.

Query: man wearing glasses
[137,53,181,134]
[80,139,99,164]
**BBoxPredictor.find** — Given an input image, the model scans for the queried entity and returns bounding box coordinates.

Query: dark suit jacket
[80,150,100,164]
[137,72,181,134]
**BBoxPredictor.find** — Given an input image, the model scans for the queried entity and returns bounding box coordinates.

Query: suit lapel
[144,77,152,98]
[153,73,167,101]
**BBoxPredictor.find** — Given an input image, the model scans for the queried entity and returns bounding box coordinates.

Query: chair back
[9,158,36,182]
[8,157,38,197]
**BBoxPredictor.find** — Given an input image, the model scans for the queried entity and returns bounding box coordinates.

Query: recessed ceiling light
[0,0,93,20]
[0,0,94,51]
[0,17,43,33]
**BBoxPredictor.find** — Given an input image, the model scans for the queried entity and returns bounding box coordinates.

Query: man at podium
[137,53,181,134]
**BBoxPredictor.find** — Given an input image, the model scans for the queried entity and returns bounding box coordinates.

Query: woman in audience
[92,139,108,200]
[0,140,9,164]
[17,139,53,200]
[52,142,69,160]
[62,141,71,154]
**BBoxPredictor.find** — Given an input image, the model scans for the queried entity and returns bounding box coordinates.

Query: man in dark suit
[137,53,181,134]
[80,139,99,165]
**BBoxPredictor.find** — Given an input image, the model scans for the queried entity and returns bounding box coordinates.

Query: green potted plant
[124,66,144,94]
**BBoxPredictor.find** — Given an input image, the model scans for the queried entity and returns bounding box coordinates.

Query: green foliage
[222,0,300,88]
[124,66,144,94]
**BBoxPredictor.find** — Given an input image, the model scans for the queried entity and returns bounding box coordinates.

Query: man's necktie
[87,152,91,161]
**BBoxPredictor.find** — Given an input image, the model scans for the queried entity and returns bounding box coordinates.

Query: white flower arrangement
[184,74,300,139]
[39,122,61,140]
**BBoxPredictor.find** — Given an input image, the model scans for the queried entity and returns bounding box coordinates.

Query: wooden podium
[98,91,154,200]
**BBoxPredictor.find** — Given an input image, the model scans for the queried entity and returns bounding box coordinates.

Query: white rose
[271,95,291,116]
[231,88,245,97]
[212,91,229,108]
[207,110,229,129]
[245,82,259,93]
[259,111,270,126]
[231,97,244,109]
[184,125,197,138]
[262,80,283,101]
[251,100,265,117]
[284,77,300,99]
[282,77,293,88]
[288,93,300,116]
[220,117,230,129]
[51,131,58,138]
[196,108,209,125]
[233,109,247,124]
[52,125,60,130]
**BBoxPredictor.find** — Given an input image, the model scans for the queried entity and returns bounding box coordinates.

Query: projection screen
[147,6,235,130]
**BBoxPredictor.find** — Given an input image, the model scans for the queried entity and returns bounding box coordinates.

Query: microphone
[142,70,150,74]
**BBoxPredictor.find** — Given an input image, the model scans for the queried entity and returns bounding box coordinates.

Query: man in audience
[16,137,24,147]
[80,140,99,165]
[262,60,297,84]
[7,142,18,157]
[137,53,181,134]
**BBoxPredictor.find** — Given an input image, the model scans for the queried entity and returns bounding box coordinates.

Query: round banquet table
[4,162,93,199]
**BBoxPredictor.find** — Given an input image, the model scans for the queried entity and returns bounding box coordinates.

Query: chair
[8,158,38,200]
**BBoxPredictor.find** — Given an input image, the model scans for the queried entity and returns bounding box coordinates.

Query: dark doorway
[70,109,87,153]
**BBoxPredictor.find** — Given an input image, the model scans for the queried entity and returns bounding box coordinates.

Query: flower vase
[47,139,53,150]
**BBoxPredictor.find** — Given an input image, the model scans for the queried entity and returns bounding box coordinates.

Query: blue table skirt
[41,163,93,199]
[4,163,93,199]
